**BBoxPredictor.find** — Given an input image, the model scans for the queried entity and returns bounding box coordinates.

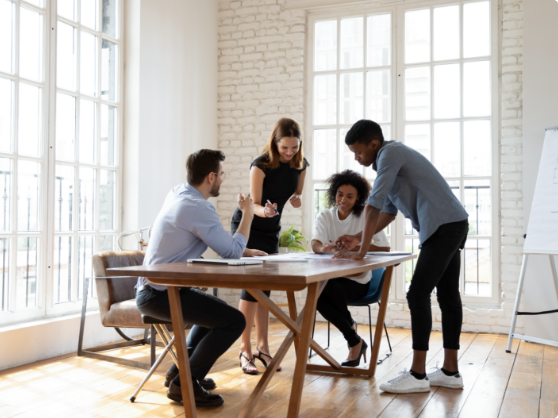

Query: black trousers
[240,289,270,302]
[316,277,369,347]
[136,287,246,382]
[406,219,468,351]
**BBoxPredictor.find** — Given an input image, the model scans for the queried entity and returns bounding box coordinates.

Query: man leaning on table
[136,149,262,407]
[335,120,469,394]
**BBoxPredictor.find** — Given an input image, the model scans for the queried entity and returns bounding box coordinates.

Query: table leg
[167,287,197,418]
[287,291,299,351]
[287,282,320,418]
[368,265,393,375]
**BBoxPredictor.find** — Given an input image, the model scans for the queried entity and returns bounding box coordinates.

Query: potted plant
[278,225,308,253]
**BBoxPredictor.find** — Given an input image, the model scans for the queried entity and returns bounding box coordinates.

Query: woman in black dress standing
[231,117,308,374]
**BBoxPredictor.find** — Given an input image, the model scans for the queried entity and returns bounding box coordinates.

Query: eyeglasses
[213,171,226,180]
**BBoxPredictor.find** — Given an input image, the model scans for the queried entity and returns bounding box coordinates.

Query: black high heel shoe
[341,339,368,367]
[239,352,259,375]
[253,348,282,372]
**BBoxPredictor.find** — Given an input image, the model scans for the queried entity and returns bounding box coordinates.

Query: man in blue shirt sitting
[335,120,469,394]
[136,149,255,407]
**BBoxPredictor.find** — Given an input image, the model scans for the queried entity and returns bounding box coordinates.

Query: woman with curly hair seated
[311,169,390,366]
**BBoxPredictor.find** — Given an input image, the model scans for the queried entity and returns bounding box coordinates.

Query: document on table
[366,251,413,256]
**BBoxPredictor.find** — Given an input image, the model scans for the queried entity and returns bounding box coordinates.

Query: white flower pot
[278,247,289,254]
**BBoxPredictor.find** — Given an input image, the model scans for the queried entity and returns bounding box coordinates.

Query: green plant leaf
[289,243,307,252]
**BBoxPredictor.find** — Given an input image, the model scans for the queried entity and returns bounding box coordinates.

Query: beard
[209,182,221,197]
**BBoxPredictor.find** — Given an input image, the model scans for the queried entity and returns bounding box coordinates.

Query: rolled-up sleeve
[191,206,247,259]
[366,147,404,210]
[382,196,398,215]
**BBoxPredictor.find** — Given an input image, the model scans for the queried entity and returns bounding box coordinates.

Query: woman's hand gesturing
[290,194,302,208]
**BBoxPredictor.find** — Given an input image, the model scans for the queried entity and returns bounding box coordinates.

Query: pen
[266,199,279,214]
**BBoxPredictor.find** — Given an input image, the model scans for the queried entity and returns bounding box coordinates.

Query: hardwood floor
[0,321,556,418]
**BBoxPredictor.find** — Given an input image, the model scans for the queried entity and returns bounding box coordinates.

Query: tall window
[307,1,498,304]
[0,0,122,326]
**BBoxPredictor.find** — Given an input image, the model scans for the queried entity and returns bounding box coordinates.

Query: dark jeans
[406,219,468,351]
[240,289,270,302]
[316,277,370,347]
[136,286,245,382]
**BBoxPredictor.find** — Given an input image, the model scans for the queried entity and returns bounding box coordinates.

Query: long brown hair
[261,118,305,170]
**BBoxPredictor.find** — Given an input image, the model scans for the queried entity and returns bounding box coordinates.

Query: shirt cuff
[232,232,247,246]
[366,195,386,211]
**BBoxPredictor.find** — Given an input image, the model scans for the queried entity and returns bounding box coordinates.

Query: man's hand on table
[242,248,268,257]
[332,250,365,260]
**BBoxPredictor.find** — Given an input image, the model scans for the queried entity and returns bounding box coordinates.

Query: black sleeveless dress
[231,154,309,302]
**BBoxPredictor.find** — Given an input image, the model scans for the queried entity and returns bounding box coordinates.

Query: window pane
[340,17,363,69]
[18,83,42,157]
[464,61,490,117]
[464,1,490,58]
[55,164,74,232]
[79,99,96,164]
[17,160,40,232]
[404,238,421,292]
[0,0,15,74]
[57,22,77,91]
[367,14,390,67]
[99,169,115,231]
[339,128,362,174]
[80,31,97,97]
[313,74,336,126]
[464,239,491,296]
[405,9,430,64]
[464,120,491,176]
[24,0,42,7]
[433,122,460,177]
[340,72,363,124]
[366,70,390,123]
[102,0,118,38]
[19,7,43,82]
[433,5,459,61]
[313,129,336,180]
[16,236,39,310]
[81,0,98,30]
[448,180,460,202]
[0,78,13,153]
[314,20,336,71]
[57,0,76,21]
[99,235,113,252]
[101,40,118,102]
[55,93,76,161]
[0,237,9,312]
[405,67,430,121]
[100,104,116,166]
[314,183,328,218]
[77,235,94,299]
[405,124,430,160]
[434,64,460,119]
[464,180,491,235]
[54,235,73,304]
[0,158,12,232]
[78,168,95,230]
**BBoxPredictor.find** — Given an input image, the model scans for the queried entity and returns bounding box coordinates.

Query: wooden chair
[77,251,163,369]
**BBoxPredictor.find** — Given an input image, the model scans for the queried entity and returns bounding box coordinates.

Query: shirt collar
[184,183,205,199]
[372,140,393,172]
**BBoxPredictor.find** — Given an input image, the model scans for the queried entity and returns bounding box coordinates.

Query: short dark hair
[325,170,371,216]
[186,149,225,186]
[345,120,384,146]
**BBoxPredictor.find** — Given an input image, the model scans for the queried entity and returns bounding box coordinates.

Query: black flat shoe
[341,339,368,367]
[165,370,216,390]
[167,380,224,407]
[253,348,282,372]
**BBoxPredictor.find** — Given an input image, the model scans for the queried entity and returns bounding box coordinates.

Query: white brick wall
[216,0,525,336]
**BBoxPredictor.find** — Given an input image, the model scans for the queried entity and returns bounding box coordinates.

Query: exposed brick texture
[216,0,525,336]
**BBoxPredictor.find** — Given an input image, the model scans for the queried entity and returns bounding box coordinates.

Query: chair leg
[131,329,176,403]
[376,302,392,364]
[368,305,373,360]
[77,278,90,355]
[150,325,157,366]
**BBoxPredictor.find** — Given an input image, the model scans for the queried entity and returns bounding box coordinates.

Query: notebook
[187,258,264,266]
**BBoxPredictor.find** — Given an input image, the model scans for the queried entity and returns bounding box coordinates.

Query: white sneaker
[379,369,430,394]
[427,362,464,389]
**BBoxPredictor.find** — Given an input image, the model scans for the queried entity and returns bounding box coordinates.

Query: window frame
[304,0,501,307]
[0,0,124,327]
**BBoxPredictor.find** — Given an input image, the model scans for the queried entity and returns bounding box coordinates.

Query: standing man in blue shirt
[335,120,469,394]
[136,149,255,407]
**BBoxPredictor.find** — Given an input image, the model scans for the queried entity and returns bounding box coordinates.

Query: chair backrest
[349,267,386,307]
[92,251,145,323]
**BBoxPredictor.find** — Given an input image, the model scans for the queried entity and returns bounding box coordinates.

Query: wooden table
[107,253,415,418]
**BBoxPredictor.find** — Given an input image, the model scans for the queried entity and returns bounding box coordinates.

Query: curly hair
[325,170,372,216]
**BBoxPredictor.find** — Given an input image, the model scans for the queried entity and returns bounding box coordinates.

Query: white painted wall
[522,0,558,342]
[0,0,219,372]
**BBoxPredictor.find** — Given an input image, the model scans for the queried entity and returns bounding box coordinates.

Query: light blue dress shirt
[137,183,247,290]
[366,141,468,245]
